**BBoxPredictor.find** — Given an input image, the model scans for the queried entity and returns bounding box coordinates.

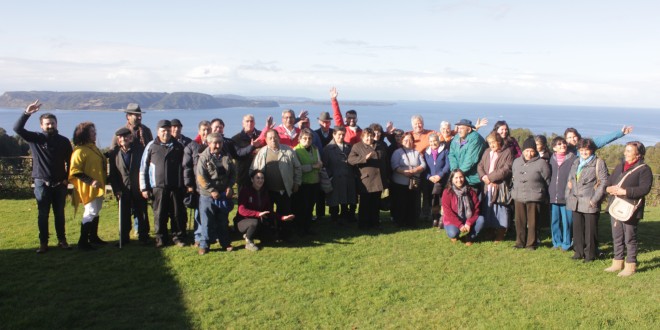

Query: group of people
[14,88,654,276]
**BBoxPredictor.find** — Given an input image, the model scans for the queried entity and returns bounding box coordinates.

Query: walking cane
[118,198,123,249]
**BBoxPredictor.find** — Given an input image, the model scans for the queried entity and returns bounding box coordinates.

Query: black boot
[89,216,108,245]
[78,223,95,251]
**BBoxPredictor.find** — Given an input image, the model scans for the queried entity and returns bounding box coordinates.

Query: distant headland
[0,91,394,110]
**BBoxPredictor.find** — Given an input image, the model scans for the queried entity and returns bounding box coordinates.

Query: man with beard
[111,103,153,238]
[111,103,153,149]
[14,100,73,253]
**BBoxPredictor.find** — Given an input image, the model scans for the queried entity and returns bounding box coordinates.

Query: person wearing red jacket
[441,169,485,246]
[330,87,361,145]
[236,170,295,250]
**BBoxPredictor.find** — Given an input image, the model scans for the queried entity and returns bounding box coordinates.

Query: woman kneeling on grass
[441,169,484,246]
[604,141,653,276]
[237,170,295,250]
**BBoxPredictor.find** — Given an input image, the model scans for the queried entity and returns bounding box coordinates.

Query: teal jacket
[448,131,486,186]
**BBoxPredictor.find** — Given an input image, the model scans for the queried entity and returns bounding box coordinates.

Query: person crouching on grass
[196,133,236,255]
[69,122,108,251]
[441,169,484,245]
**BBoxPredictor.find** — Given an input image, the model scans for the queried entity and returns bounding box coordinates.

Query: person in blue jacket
[564,125,633,155]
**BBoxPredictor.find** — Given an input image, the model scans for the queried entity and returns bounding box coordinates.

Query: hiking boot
[58,240,72,250]
[36,243,48,254]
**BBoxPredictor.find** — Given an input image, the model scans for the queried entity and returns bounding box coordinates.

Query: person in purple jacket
[423,133,450,228]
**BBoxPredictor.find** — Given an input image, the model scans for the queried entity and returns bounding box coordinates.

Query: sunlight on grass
[0,197,658,328]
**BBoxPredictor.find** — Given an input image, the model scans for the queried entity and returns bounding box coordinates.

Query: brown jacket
[348,141,388,193]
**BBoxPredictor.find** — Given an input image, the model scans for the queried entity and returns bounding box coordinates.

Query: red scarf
[623,159,639,172]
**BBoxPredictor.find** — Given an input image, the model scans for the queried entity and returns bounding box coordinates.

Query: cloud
[238,61,281,72]
[327,39,416,51]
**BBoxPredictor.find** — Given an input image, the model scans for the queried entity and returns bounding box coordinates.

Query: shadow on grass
[236,210,430,250]
[0,245,193,329]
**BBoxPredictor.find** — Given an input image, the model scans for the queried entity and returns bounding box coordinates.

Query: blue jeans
[551,204,573,250]
[197,196,230,249]
[445,215,485,241]
[33,179,68,243]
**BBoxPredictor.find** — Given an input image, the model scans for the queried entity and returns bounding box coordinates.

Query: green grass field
[1,196,658,329]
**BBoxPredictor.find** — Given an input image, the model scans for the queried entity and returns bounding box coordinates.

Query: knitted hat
[522,136,536,151]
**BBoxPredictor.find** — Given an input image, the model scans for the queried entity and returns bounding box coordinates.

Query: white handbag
[607,164,647,222]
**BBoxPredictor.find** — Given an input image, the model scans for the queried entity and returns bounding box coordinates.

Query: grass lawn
[0,195,658,329]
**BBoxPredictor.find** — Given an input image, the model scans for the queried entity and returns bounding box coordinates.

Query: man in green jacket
[449,119,487,192]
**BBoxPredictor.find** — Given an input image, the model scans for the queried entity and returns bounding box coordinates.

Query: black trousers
[119,188,148,241]
[390,182,420,227]
[268,190,293,239]
[293,183,319,234]
[358,191,381,229]
[572,211,599,261]
[152,187,186,243]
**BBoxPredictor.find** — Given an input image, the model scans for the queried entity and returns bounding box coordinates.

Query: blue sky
[1,0,659,107]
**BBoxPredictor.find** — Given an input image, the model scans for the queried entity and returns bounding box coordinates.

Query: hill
[0,91,279,110]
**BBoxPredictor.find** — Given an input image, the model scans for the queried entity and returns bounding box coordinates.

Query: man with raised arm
[14,100,73,253]
[330,87,361,145]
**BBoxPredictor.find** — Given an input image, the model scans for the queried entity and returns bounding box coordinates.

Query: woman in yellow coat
[69,122,107,250]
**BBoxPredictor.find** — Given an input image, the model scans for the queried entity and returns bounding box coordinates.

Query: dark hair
[401,132,414,147]
[551,136,566,147]
[445,169,471,190]
[250,169,264,179]
[492,121,511,138]
[534,135,548,151]
[361,127,375,137]
[577,138,597,152]
[564,127,581,140]
[72,122,96,146]
[346,110,357,117]
[486,131,504,146]
[210,118,225,127]
[369,123,383,133]
[392,128,404,137]
[264,129,279,139]
[333,126,346,134]
[39,113,57,124]
[299,128,313,139]
[198,120,211,129]
[626,141,646,159]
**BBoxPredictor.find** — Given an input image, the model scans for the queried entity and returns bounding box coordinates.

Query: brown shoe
[36,243,48,254]
[58,241,71,250]
[465,241,474,246]
[225,245,234,252]
[198,248,209,255]
[450,238,458,243]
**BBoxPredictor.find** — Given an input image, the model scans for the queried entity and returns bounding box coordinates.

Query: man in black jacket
[13,100,73,253]
[140,120,186,248]
[108,128,148,244]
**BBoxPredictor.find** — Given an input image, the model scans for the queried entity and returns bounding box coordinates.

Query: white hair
[411,115,424,124]
[439,121,451,129]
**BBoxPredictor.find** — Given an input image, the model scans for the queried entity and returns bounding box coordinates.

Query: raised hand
[266,116,274,129]
[329,87,338,99]
[622,125,633,135]
[386,121,394,133]
[299,110,309,120]
[475,117,488,130]
[25,100,42,114]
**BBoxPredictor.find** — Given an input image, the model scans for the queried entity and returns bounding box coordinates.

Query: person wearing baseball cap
[140,118,187,248]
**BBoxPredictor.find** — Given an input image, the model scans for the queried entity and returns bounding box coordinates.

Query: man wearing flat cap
[111,103,153,149]
[140,120,187,248]
[448,119,487,191]
[108,127,148,244]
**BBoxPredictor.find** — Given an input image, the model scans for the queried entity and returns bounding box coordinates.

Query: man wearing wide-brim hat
[110,103,154,149]
[448,119,487,190]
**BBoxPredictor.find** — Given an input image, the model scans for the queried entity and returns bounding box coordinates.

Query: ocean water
[1,101,658,149]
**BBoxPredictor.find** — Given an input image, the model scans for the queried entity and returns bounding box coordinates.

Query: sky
[1,0,659,107]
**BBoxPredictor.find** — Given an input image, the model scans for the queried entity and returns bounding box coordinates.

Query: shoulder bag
[608,164,647,222]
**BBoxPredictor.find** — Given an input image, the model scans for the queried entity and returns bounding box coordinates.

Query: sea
[1,101,658,149]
